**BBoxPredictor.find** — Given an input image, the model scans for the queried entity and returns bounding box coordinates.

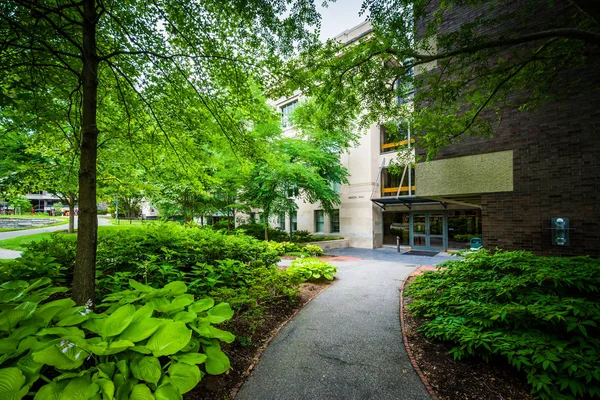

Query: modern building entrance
[411,212,446,251]
[383,209,481,251]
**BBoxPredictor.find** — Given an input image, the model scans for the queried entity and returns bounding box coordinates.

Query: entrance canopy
[371,195,446,209]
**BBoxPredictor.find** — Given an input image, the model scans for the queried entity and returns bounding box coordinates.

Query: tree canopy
[277,0,600,159]
[0,0,325,304]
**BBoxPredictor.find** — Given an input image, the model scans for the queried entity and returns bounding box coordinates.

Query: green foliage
[0,278,234,399]
[266,241,323,257]
[285,257,337,283]
[453,234,477,243]
[0,251,67,284]
[27,224,280,295]
[407,250,600,400]
[234,223,290,242]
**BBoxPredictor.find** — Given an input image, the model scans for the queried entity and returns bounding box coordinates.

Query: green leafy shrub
[303,244,324,257]
[27,224,280,293]
[406,250,600,400]
[266,241,323,257]
[234,223,289,242]
[452,233,477,242]
[0,278,234,399]
[285,257,337,283]
[0,251,67,284]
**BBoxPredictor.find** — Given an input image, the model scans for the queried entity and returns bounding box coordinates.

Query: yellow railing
[380,138,415,151]
[382,186,416,194]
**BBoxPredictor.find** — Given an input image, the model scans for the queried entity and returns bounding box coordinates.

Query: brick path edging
[399,266,441,400]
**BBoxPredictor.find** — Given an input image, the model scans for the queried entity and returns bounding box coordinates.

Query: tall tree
[0,0,323,304]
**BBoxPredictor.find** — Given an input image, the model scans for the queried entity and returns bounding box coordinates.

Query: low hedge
[407,250,600,400]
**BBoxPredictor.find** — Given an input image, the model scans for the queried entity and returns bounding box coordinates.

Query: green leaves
[0,368,28,400]
[100,304,136,337]
[146,321,192,357]
[130,357,162,385]
[407,250,600,400]
[285,257,337,283]
[204,343,231,375]
[0,275,236,399]
[168,363,202,394]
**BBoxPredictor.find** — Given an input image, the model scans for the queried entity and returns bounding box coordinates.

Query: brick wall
[415,0,600,257]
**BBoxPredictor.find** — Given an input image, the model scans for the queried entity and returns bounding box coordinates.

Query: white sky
[317,0,368,41]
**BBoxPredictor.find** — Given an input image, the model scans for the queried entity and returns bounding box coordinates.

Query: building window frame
[315,210,325,233]
[380,121,411,153]
[281,100,298,129]
[330,209,340,233]
[381,167,415,197]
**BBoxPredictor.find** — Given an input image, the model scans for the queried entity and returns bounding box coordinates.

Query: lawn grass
[0,225,150,251]
[0,232,61,251]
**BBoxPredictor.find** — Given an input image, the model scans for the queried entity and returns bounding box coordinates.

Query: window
[286,184,299,198]
[381,167,415,197]
[249,212,256,223]
[380,121,410,153]
[278,214,285,230]
[331,182,342,193]
[281,100,298,128]
[315,210,324,233]
[291,212,297,232]
[330,210,340,233]
[395,67,414,105]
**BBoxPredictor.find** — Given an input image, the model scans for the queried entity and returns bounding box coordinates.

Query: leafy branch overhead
[277,0,600,158]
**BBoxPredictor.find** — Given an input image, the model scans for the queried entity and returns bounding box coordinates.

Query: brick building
[275,1,599,257]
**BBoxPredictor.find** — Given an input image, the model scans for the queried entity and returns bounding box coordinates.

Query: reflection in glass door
[411,212,446,250]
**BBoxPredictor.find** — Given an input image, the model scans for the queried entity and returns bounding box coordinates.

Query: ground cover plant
[284,257,337,284]
[0,223,338,398]
[0,277,234,399]
[406,250,600,400]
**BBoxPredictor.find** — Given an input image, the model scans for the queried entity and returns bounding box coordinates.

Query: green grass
[0,225,150,251]
[0,232,63,251]
[0,214,67,219]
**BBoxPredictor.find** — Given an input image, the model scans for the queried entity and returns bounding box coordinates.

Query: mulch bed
[186,281,332,399]
[402,276,534,400]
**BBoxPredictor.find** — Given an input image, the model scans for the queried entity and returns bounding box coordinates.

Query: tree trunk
[264,212,269,241]
[72,0,99,306]
[68,192,75,234]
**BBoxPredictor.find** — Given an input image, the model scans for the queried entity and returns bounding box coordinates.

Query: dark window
[330,210,340,233]
[278,214,285,230]
[381,167,415,197]
[315,210,324,233]
[380,121,409,153]
[291,212,297,232]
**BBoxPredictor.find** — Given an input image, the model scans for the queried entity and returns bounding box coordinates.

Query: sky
[317,0,368,41]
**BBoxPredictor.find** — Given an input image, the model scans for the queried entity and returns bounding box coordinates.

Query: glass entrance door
[411,212,446,250]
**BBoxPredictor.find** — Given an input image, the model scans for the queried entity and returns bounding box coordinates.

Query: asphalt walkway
[237,251,451,400]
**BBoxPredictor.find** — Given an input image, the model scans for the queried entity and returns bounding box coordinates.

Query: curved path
[237,249,453,400]
[0,217,112,259]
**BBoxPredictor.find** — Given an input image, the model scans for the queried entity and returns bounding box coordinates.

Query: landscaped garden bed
[0,223,337,399]
[401,250,600,400]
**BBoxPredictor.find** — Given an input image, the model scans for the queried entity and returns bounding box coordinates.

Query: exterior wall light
[551,218,570,246]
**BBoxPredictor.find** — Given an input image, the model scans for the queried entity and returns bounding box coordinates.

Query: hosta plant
[0,278,235,399]
[285,258,337,283]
